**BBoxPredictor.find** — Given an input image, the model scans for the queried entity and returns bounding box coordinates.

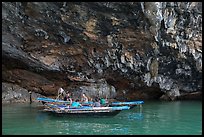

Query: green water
[2,100,202,135]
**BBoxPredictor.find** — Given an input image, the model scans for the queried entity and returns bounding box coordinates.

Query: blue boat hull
[110,101,144,109]
[111,101,144,105]
[37,97,70,103]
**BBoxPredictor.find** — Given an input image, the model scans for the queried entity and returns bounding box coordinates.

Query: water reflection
[35,107,144,135]
[36,111,49,123]
[127,112,144,121]
[110,126,129,135]
[54,119,112,135]
[118,107,144,122]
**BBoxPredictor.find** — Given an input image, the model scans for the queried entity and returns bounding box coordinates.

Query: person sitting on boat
[81,93,89,103]
[93,97,101,107]
[71,99,82,108]
[100,97,107,106]
[64,92,73,105]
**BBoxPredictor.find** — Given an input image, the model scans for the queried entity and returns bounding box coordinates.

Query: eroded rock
[2,2,202,103]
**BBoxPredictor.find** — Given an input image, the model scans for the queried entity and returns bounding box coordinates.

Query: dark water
[2,100,202,135]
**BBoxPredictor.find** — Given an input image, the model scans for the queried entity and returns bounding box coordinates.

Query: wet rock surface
[2,2,202,103]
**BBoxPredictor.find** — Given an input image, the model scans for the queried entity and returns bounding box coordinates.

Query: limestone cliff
[2,2,202,103]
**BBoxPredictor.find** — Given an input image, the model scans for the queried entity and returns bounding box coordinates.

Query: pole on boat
[29,90,32,104]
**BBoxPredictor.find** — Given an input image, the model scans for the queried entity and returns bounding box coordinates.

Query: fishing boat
[37,97,144,108]
[43,105,130,117]
[37,97,130,117]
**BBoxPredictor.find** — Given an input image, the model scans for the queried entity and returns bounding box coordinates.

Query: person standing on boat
[57,87,65,100]
[81,93,89,103]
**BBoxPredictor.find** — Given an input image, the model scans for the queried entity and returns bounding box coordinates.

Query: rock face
[2,2,202,103]
[2,82,44,104]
